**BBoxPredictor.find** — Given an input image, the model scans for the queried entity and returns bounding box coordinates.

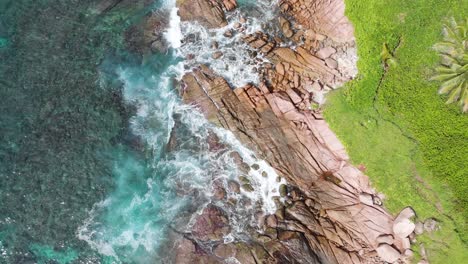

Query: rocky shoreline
[159,0,420,263]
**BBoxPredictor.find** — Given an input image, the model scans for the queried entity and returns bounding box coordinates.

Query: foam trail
[78,1,286,262]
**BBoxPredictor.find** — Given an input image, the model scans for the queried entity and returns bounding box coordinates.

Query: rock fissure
[170,0,420,263]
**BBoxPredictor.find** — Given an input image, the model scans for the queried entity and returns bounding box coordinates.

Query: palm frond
[439,80,460,94]
[446,83,462,104]
[432,17,468,113]
[431,72,460,82]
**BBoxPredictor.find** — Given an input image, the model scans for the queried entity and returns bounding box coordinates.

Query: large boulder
[393,218,416,238]
[393,207,416,238]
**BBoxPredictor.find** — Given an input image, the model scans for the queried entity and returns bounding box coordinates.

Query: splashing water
[77,1,286,262]
[174,0,280,87]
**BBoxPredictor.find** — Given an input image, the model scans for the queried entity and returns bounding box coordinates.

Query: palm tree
[431,18,467,113]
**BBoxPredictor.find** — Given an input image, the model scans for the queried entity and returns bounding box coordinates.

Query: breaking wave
[78,1,284,262]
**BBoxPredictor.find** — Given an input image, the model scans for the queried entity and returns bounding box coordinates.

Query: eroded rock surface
[279,0,355,42]
[180,64,410,263]
[176,0,228,28]
[170,0,414,263]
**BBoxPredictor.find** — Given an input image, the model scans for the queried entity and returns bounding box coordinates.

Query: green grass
[323,0,468,262]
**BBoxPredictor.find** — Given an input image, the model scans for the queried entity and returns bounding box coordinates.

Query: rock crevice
[171,0,415,263]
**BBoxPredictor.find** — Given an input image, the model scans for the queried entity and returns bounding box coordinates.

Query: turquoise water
[0,0,283,263]
[0,0,179,262]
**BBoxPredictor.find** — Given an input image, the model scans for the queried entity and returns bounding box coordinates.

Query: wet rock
[228,180,240,193]
[279,184,288,197]
[174,238,200,263]
[376,244,401,263]
[177,1,405,263]
[212,51,223,59]
[206,131,225,151]
[150,39,168,53]
[229,151,250,173]
[213,243,236,259]
[239,175,250,184]
[278,230,297,240]
[242,183,254,192]
[192,204,230,241]
[212,181,226,200]
[265,215,278,228]
[183,63,405,264]
[223,29,233,38]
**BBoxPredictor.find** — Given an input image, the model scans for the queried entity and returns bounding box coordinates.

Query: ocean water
[0,0,282,263]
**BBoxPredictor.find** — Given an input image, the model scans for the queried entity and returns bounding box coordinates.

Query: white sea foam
[79,0,285,261]
[164,7,182,49]
[169,0,280,87]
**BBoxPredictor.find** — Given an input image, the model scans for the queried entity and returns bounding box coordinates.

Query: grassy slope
[324,0,467,262]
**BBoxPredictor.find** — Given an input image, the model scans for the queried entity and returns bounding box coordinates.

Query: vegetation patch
[324,0,467,263]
